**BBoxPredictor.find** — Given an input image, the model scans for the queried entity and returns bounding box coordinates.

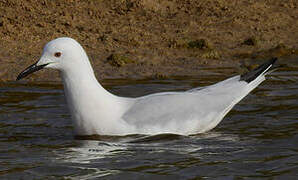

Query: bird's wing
[121,58,277,135]
[122,75,250,134]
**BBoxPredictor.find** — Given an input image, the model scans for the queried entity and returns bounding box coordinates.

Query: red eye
[54,52,62,57]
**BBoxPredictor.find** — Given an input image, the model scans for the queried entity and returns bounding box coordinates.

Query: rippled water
[0,67,297,179]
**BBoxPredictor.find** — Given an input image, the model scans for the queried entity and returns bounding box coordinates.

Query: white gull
[17,37,277,136]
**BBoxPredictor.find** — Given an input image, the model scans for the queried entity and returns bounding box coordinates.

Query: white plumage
[17,37,277,136]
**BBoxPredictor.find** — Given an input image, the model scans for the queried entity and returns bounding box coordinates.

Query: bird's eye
[54,52,62,57]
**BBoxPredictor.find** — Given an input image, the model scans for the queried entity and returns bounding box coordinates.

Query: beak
[16,61,49,81]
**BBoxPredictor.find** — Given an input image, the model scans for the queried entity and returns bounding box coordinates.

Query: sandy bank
[0,0,297,81]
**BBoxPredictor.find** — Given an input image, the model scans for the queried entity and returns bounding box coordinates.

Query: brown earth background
[0,0,297,82]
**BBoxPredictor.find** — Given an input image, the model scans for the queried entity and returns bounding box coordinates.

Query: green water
[0,67,297,179]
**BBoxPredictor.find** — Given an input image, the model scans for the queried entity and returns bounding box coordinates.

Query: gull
[17,37,277,136]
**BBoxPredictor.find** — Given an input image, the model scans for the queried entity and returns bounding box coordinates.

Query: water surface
[0,67,297,179]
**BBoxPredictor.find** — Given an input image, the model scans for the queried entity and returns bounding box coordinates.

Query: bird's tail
[240,57,278,83]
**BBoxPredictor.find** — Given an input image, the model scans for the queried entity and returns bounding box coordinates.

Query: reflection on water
[0,66,297,179]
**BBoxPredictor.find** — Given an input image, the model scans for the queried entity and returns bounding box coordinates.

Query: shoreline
[0,0,297,81]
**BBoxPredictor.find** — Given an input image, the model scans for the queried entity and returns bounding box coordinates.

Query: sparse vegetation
[243,37,260,46]
[187,39,212,50]
[0,0,297,81]
[107,54,136,67]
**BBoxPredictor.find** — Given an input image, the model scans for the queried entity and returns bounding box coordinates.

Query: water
[0,67,297,179]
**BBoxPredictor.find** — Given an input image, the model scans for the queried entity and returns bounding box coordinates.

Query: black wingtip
[240,57,278,83]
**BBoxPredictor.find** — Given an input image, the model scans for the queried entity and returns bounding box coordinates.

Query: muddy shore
[0,0,297,82]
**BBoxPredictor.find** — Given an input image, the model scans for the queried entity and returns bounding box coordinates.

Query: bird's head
[17,37,91,80]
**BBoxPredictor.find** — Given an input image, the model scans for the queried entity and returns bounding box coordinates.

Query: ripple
[0,68,297,179]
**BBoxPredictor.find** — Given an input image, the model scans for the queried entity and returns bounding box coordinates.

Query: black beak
[16,62,48,81]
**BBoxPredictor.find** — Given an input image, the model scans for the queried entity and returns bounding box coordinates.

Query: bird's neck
[59,65,132,135]
[60,65,115,103]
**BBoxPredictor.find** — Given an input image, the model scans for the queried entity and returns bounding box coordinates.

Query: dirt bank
[0,0,297,81]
